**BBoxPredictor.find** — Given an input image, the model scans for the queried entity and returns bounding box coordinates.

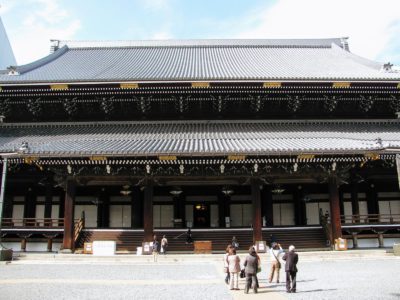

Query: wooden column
[21,238,27,252]
[328,176,342,241]
[44,183,53,226]
[24,187,36,219]
[143,182,154,241]
[218,193,226,228]
[58,190,65,226]
[262,186,273,226]
[97,188,109,228]
[251,180,262,243]
[339,189,345,216]
[366,182,379,216]
[62,180,76,252]
[294,186,306,226]
[179,193,186,228]
[351,183,360,223]
[131,187,142,228]
[47,238,53,252]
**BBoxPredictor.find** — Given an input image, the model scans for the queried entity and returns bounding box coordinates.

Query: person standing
[243,246,258,294]
[231,236,239,250]
[227,247,241,290]
[161,235,168,255]
[152,234,159,262]
[269,242,283,283]
[186,228,193,244]
[223,245,233,284]
[282,245,298,293]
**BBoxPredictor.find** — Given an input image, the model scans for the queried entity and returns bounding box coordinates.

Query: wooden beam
[143,182,154,241]
[62,180,75,252]
[328,176,342,240]
[251,180,262,243]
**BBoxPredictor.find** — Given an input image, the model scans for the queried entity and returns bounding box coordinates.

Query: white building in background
[0,17,16,69]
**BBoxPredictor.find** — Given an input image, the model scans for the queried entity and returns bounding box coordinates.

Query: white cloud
[3,0,80,65]
[236,0,400,64]
[151,30,174,40]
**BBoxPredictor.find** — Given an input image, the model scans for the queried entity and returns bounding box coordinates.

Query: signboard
[255,241,267,253]
[142,242,152,255]
[92,241,116,256]
[83,242,93,254]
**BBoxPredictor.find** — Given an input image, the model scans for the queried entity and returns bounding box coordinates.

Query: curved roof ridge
[14,45,69,74]
[57,38,345,49]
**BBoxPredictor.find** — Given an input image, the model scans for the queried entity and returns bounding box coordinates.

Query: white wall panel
[281,203,295,225]
[306,203,319,225]
[210,204,219,227]
[75,205,97,227]
[242,204,252,227]
[12,205,24,219]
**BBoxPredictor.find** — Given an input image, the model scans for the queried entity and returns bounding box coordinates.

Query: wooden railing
[1,218,64,228]
[319,211,332,246]
[340,214,400,224]
[74,212,85,243]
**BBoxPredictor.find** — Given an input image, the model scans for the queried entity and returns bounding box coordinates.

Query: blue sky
[1,0,400,66]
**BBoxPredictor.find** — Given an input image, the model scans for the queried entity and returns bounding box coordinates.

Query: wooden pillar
[377,232,384,248]
[143,182,154,241]
[251,180,262,243]
[97,188,109,228]
[47,238,53,252]
[366,182,379,215]
[294,186,306,226]
[328,176,342,241]
[352,232,358,249]
[62,180,75,252]
[339,189,345,217]
[262,186,273,226]
[24,187,36,219]
[179,193,186,227]
[44,183,53,226]
[218,193,226,228]
[351,183,360,223]
[173,192,185,228]
[21,238,27,252]
[58,190,65,226]
[131,187,143,228]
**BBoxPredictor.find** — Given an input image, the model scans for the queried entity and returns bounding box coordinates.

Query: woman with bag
[227,247,241,290]
[269,242,283,283]
[243,246,259,294]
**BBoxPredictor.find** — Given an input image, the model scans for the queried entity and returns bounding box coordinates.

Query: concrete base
[0,248,13,261]
[393,244,400,256]
[59,249,73,254]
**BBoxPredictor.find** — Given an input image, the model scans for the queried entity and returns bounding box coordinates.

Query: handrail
[74,212,85,243]
[340,214,400,224]
[1,218,65,228]
[319,211,332,246]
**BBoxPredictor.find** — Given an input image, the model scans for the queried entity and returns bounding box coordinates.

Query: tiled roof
[0,38,399,84]
[0,120,399,157]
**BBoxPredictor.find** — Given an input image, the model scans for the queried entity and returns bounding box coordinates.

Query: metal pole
[0,157,8,248]
[0,158,7,227]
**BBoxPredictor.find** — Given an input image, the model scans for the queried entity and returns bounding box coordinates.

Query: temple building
[0,38,399,253]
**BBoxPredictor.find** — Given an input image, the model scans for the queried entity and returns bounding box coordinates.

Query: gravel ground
[257,258,400,300]
[1,257,399,300]
[0,263,231,300]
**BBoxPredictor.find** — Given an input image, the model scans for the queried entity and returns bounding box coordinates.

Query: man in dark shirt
[282,245,299,293]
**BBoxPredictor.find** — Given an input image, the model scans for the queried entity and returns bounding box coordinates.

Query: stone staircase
[76,226,329,252]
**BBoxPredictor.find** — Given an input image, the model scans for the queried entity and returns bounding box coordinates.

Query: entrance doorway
[193,203,210,228]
